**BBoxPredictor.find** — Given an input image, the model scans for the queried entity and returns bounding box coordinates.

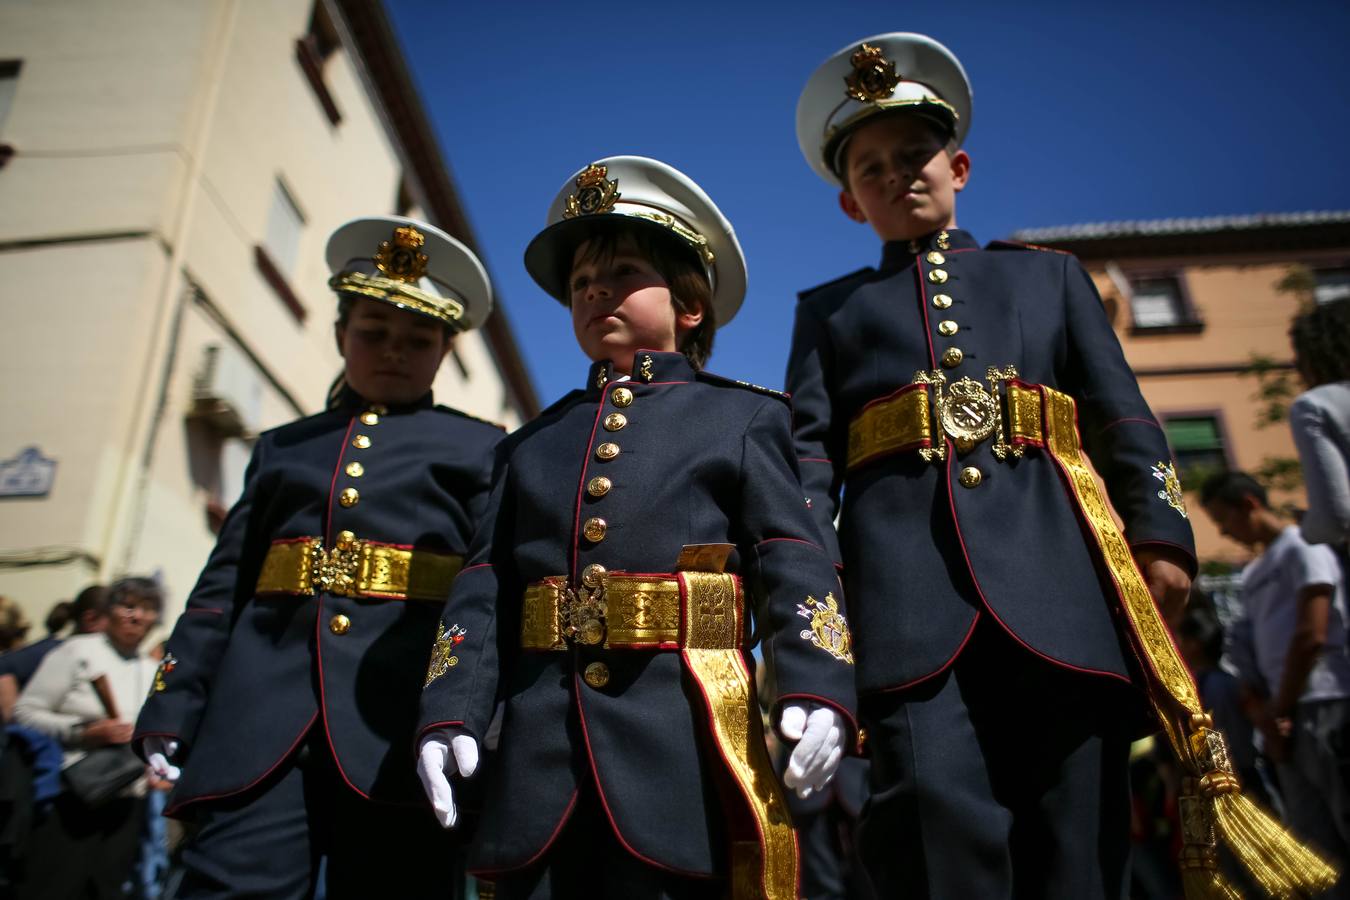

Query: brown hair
[1291,298,1350,387]
[0,597,30,652]
[565,222,716,369]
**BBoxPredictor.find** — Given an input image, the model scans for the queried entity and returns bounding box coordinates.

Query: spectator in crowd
[0,585,110,721]
[12,577,162,900]
[0,599,29,655]
[1289,297,1350,550]
[1201,471,1350,892]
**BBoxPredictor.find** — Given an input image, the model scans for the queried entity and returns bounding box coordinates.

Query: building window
[255,178,307,322]
[295,2,342,125]
[1314,268,1350,306]
[1164,415,1228,486]
[1129,275,1201,333]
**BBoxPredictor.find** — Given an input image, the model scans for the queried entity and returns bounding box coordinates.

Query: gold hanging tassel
[1040,386,1340,897]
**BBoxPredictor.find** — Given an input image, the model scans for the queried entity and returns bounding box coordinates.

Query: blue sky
[386,1,1350,407]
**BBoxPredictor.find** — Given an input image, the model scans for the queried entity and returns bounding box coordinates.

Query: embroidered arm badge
[150,652,178,696]
[1151,461,1188,519]
[796,593,854,664]
[424,623,466,688]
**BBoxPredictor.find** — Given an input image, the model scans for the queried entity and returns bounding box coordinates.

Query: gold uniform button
[336,530,356,548]
[611,387,633,408]
[941,347,964,368]
[339,488,360,508]
[587,476,612,498]
[360,412,380,426]
[352,435,371,449]
[933,293,953,309]
[583,662,610,689]
[581,564,607,588]
[959,467,983,488]
[928,269,949,284]
[345,462,364,478]
[583,517,607,542]
[938,320,959,337]
[926,251,946,265]
[329,614,351,635]
[595,442,620,461]
[603,413,627,432]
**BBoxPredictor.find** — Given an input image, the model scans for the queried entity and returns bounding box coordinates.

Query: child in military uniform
[787,34,1197,898]
[417,157,857,899]
[133,216,502,899]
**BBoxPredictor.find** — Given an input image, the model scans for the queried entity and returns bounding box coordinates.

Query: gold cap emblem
[845,43,901,102]
[564,164,621,218]
[374,226,429,284]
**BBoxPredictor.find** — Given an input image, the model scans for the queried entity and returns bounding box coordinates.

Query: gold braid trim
[1041,386,1337,898]
[679,572,798,900]
[329,271,467,329]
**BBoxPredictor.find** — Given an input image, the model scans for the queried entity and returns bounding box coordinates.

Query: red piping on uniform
[182,608,223,616]
[165,711,319,816]
[868,612,980,694]
[314,596,375,800]
[572,671,717,879]
[270,536,316,546]
[569,395,609,583]
[457,563,493,577]
[857,382,926,415]
[685,650,800,897]
[630,380,690,387]
[1098,417,1163,434]
[800,458,832,464]
[325,417,357,544]
[415,720,465,746]
[1130,539,1198,561]
[775,693,861,750]
[756,537,824,551]
[915,259,938,371]
[471,789,580,877]
[945,438,1133,685]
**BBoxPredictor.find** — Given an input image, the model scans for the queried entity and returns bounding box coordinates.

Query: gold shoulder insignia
[1151,461,1188,518]
[796,593,854,664]
[425,623,466,688]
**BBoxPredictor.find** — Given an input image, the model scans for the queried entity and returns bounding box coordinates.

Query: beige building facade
[1014,213,1350,564]
[0,0,538,621]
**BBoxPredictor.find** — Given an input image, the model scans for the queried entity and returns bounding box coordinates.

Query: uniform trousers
[487,779,722,900]
[856,620,1134,900]
[172,728,462,900]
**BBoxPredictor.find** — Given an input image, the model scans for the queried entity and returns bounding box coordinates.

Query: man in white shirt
[1202,471,1350,892]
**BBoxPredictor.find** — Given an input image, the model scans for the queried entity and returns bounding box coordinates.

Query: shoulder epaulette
[985,239,1072,256]
[797,267,874,303]
[695,371,792,405]
[537,389,585,418]
[434,404,507,432]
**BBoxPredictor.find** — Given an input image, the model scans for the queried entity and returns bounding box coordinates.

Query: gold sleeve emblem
[374,226,429,284]
[796,593,854,664]
[844,43,901,103]
[1151,461,1188,518]
[424,623,466,688]
[151,652,178,695]
[564,163,621,218]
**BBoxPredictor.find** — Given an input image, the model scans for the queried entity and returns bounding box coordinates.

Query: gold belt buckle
[914,365,1023,462]
[310,531,363,597]
[560,564,608,645]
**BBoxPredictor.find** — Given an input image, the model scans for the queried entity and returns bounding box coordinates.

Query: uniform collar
[880,228,979,270]
[586,350,695,396]
[332,383,434,414]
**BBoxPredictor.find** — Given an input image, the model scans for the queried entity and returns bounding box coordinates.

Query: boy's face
[336,297,450,405]
[568,236,703,374]
[1201,496,1260,548]
[838,114,970,243]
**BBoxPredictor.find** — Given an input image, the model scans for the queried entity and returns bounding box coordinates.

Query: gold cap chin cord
[1041,386,1337,898]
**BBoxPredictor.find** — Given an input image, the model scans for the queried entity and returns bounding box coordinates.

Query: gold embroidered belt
[847,365,1046,471]
[1039,386,1336,895]
[255,533,462,602]
[522,568,798,899]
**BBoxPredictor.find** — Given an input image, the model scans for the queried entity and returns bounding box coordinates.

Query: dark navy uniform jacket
[133,387,502,815]
[418,351,858,878]
[785,229,1196,695]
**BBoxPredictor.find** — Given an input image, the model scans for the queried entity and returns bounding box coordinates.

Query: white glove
[780,704,845,799]
[142,736,181,783]
[416,731,480,828]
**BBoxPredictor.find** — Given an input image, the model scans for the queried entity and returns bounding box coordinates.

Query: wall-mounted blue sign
[0,447,57,498]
